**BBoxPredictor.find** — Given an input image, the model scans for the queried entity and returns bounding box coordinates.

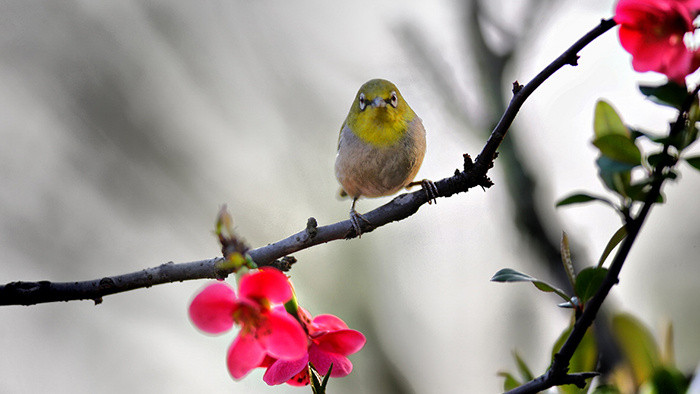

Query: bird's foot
[408,179,439,204]
[349,208,371,238]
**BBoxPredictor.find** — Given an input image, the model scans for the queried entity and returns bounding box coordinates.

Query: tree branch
[0,18,617,307]
[506,84,700,394]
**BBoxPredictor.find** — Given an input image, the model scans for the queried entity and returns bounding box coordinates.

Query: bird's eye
[389,91,398,108]
[358,93,366,111]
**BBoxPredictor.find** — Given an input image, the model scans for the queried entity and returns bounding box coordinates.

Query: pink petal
[312,314,349,331]
[188,281,237,334]
[239,268,292,303]
[308,345,353,378]
[227,333,266,380]
[316,329,366,356]
[263,354,309,385]
[677,0,700,14]
[258,310,307,360]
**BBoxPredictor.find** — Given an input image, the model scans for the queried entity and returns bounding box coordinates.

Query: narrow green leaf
[497,372,521,391]
[491,268,535,283]
[561,232,576,290]
[552,325,573,361]
[309,362,329,394]
[310,370,322,394]
[592,134,642,165]
[594,100,629,138]
[597,226,627,268]
[513,351,534,381]
[552,326,598,394]
[612,313,660,385]
[684,156,700,171]
[321,364,333,391]
[661,320,674,366]
[532,281,559,293]
[681,105,699,149]
[492,268,573,304]
[574,267,608,303]
[639,82,688,109]
[564,329,598,394]
[556,193,615,208]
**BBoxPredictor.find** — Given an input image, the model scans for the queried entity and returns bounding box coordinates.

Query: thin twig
[0,18,617,307]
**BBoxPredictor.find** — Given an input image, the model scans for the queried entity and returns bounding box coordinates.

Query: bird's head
[345,79,416,147]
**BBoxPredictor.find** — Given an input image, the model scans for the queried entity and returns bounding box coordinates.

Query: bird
[334,78,438,236]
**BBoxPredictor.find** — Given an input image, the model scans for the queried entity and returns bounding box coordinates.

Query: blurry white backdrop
[1,1,699,393]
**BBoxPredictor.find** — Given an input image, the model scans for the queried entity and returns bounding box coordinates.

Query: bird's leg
[349,197,371,237]
[407,179,439,204]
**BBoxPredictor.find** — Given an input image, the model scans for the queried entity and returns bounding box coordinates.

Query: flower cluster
[188,268,365,386]
[615,0,700,84]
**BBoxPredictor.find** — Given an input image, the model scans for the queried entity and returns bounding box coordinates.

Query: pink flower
[615,0,700,84]
[262,309,366,386]
[188,268,307,380]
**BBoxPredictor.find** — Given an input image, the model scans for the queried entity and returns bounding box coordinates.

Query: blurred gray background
[1,1,699,393]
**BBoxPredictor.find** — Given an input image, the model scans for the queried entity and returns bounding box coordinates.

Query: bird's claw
[420,179,439,204]
[349,208,371,238]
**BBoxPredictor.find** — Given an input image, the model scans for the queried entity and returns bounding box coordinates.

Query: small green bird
[335,79,437,236]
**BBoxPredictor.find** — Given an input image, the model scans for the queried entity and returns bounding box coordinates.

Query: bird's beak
[371,96,386,108]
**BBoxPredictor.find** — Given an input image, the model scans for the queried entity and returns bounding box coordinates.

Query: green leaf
[596,156,633,197]
[556,193,615,208]
[552,326,598,394]
[491,268,573,304]
[513,351,534,381]
[309,363,333,394]
[644,366,688,394]
[574,267,608,303]
[561,232,576,290]
[594,100,629,138]
[684,155,700,171]
[592,134,642,165]
[639,82,688,109]
[497,372,521,391]
[612,313,660,386]
[320,364,333,392]
[491,268,536,283]
[660,320,674,366]
[598,226,627,268]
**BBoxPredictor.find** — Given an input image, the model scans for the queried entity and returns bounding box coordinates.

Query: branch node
[512,81,523,94]
[272,256,296,272]
[566,54,580,66]
[99,277,116,290]
[306,217,318,239]
[463,153,474,171]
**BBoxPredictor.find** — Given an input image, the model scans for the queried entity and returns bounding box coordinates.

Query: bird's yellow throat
[347,105,416,147]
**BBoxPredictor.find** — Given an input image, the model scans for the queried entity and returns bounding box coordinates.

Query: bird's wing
[337,120,346,151]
